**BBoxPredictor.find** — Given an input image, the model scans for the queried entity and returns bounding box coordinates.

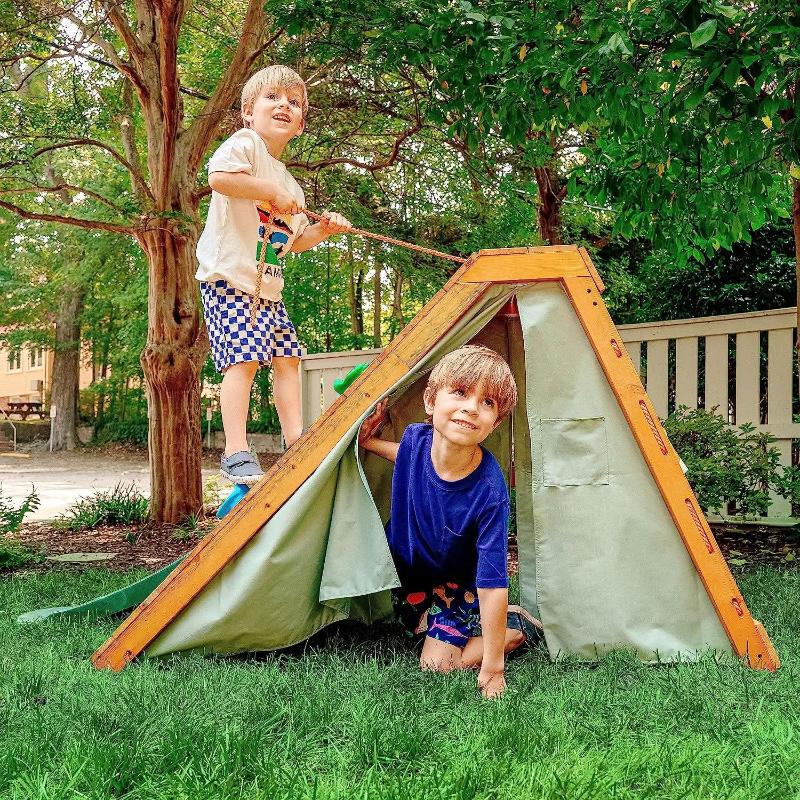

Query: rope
[302,209,467,264]
[250,207,466,327]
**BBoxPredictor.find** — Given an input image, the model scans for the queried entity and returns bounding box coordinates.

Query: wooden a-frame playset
[90,246,779,672]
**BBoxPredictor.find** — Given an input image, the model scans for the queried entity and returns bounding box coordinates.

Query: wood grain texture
[563,274,778,671]
[460,249,590,283]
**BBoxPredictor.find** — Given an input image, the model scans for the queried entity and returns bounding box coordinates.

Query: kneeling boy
[359,345,542,698]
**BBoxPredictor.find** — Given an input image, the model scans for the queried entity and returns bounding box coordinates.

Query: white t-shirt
[195,128,309,301]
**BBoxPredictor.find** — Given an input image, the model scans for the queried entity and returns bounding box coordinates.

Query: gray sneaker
[220,450,264,486]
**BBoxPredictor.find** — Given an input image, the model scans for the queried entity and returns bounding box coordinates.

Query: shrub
[0,485,40,534]
[0,538,42,570]
[55,482,149,530]
[93,419,149,446]
[663,406,799,517]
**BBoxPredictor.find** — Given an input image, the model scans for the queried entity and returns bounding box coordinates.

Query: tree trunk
[794,177,800,347]
[373,251,382,348]
[138,219,206,524]
[533,164,567,246]
[50,285,85,451]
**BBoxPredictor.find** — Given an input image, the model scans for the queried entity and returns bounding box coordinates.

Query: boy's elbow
[208,172,224,192]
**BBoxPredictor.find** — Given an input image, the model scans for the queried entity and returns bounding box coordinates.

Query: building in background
[0,340,94,410]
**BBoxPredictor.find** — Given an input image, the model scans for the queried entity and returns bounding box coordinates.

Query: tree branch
[0,138,154,203]
[287,122,423,173]
[181,0,274,176]
[63,11,147,95]
[0,198,135,235]
[0,181,125,212]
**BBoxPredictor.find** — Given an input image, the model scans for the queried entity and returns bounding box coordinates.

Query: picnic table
[5,401,45,420]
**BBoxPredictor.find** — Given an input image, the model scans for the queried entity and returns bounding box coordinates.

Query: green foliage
[0,485,42,570]
[663,406,799,517]
[599,224,796,323]
[55,483,149,531]
[0,538,42,571]
[0,485,40,534]
[93,419,149,446]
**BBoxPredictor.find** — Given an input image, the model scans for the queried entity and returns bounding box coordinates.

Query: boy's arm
[477,587,509,699]
[292,211,353,253]
[208,171,300,214]
[358,398,400,463]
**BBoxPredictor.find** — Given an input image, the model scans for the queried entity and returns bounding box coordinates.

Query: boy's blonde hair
[425,345,518,422]
[241,65,308,125]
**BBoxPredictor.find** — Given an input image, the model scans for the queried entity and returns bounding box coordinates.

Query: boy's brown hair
[241,65,309,125]
[425,345,518,422]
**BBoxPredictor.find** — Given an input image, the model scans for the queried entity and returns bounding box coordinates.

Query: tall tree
[1,0,275,520]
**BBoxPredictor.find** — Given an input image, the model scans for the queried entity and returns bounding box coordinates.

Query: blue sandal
[220,450,264,486]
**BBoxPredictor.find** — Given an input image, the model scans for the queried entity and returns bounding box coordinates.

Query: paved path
[0,451,218,521]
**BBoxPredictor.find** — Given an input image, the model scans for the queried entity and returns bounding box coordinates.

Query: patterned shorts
[394,583,482,648]
[200,279,303,373]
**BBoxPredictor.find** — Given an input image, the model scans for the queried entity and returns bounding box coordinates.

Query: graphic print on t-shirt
[255,202,292,280]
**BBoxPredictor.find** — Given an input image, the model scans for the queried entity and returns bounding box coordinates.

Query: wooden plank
[460,250,590,283]
[563,274,778,671]
[645,339,669,419]
[619,308,796,340]
[735,331,760,425]
[675,338,699,410]
[578,246,606,293]
[92,277,491,671]
[625,341,642,381]
[767,329,794,518]
[704,335,729,419]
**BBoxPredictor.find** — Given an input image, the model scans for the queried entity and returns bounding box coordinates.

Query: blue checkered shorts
[200,279,303,373]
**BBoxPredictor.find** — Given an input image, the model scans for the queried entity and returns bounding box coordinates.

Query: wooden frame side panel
[562,274,778,671]
[92,277,491,671]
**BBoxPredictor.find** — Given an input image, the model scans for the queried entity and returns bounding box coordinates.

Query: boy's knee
[419,653,460,673]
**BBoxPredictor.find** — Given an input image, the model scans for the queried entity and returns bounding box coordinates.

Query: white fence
[301,307,800,520]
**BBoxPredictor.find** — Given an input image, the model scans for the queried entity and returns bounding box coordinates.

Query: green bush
[663,406,799,517]
[93,419,149,446]
[0,485,40,534]
[0,538,42,570]
[55,482,149,530]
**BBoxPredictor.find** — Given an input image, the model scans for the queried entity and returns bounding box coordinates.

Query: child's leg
[419,630,523,673]
[420,636,465,673]
[220,361,259,456]
[460,629,525,669]
[272,356,303,446]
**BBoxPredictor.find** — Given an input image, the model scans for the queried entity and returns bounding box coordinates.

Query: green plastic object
[333,363,369,395]
[16,557,184,624]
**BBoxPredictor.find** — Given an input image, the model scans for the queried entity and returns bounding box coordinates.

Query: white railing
[301,307,799,520]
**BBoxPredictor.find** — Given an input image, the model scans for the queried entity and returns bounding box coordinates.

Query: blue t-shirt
[386,423,510,591]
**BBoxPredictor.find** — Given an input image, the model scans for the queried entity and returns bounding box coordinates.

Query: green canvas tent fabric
[145,281,731,663]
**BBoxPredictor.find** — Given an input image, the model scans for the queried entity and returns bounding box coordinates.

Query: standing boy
[196,65,352,484]
[359,345,542,698]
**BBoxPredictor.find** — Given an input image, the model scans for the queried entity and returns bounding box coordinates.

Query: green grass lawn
[2,568,799,800]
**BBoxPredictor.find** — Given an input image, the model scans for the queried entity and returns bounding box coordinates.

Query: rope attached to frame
[250,207,467,327]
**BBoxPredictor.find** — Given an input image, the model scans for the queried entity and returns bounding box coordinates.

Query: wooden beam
[562,273,779,671]
[460,248,590,283]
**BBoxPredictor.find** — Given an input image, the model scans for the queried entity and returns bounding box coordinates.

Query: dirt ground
[2,445,798,576]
